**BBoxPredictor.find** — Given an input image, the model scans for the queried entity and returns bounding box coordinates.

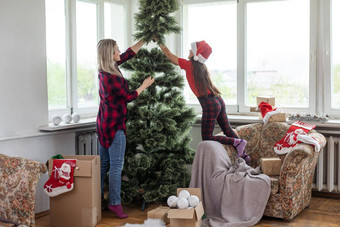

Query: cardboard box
[269,113,286,122]
[147,206,170,224]
[250,106,259,112]
[257,96,275,106]
[261,157,282,176]
[167,188,204,227]
[258,112,286,122]
[48,155,101,227]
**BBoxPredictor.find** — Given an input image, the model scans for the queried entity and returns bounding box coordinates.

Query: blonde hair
[97,39,122,76]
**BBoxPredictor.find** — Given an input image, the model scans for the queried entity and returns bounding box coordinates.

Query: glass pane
[246,0,310,107]
[184,2,237,105]
[45,0,67,109]
[332,0,340,109]
[76,1,98,108]
[104,3,126,51]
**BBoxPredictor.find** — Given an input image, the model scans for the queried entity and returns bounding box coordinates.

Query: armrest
[279,143,317,195]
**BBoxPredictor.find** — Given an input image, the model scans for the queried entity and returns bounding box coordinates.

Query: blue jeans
[99,130,126,205]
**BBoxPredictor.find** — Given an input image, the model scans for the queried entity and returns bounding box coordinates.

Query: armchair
[0,153,47,226]
[221,122,326,220]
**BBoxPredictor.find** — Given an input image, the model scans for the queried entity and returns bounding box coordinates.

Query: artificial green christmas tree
[120,0,196,204]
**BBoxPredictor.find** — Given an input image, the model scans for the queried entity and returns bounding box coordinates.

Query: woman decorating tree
[96,39,155,218]
[158,40,250,164]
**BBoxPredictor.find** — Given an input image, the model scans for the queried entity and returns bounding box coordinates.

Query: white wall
[0,0,79,213]
[0,0,48,138]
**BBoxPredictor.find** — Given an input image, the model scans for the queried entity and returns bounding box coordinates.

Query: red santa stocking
[44,159,77,197]
[274,121,316,155]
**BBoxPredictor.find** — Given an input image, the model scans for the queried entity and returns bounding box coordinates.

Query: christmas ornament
[274,121,316,155]
[188,195,199,208]
[177,198,189,209]
[44,159,77,197]
[52,115,62,125]
[72,113,80,123]
[63,114,72,124]
[178,189,190,200]
[167,195,178,208]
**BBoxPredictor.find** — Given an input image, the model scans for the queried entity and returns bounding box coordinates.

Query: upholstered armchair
[0,154,47,226]
[220,122,326,220]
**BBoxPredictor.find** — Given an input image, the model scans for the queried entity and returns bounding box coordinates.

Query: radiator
[313,136,340,192]
[77,131,98,155]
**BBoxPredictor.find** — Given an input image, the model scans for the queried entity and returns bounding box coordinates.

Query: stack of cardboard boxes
[250,96,286,122]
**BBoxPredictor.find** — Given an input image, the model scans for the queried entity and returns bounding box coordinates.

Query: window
[45,0,128,119]
[182,2,237,109]
[181,0,316,115]
[246,0,310,108]
[45,0,67,110]
[331,0,340,109]
[75,1,98,109]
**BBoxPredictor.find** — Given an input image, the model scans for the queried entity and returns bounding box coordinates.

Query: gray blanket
[189,141,271,227]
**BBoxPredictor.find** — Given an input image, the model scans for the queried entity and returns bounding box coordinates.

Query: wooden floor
[36,196,340,227]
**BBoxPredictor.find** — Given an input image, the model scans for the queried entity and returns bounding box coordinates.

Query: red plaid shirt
[96,48,138,148]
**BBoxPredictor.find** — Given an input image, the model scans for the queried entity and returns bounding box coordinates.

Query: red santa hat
[191,40,212,64]
[256,101,281,124]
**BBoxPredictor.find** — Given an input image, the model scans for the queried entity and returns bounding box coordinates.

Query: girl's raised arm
[160,44,179,65]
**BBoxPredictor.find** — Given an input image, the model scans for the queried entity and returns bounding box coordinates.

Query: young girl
[159,40,250,164]
[97,39,154,218]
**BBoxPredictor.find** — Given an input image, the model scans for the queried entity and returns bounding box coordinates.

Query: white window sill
[39,117,97,132]
[39,115,340,133]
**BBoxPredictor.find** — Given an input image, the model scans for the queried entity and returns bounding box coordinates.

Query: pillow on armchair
[0,154,47,226]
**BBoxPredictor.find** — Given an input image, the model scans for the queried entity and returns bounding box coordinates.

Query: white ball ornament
[177,198,189,209]
[72,113,81,123]
[63,114,72,124]
[52,115,62,125]
[167,195,178,208]
[178,190,190,200]
[188,195,199,208]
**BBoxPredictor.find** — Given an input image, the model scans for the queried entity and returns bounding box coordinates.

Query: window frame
[324,0,340,117]
[47,0,130,120]
[47,0,340,119]
[180,0,318,116]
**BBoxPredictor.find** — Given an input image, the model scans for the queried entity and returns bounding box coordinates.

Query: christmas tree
[120,0,196,204]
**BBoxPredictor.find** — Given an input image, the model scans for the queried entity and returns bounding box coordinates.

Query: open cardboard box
[167,188,204,227]
[48,155,101,227]
[147,206,170,225]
